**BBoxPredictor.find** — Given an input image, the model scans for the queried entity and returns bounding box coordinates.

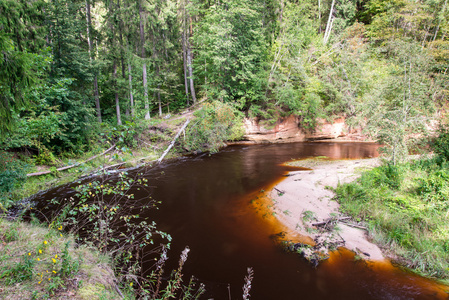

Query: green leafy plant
[0,255,35,285]
[183,101,245,153]
[302,210,316,223]
[0,151,29,210]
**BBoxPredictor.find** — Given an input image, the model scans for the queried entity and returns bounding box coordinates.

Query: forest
[1,0,448,161]
[1,0,449,298]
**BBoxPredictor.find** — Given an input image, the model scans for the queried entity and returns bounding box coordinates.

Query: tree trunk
[114,62,122,125]
[86,0,102,123]
[139,2,150,119]
[128,61,134,117]
[182,23,190,105]
[93,76,101,122]
[143,62,150,119]
[158,84,162,116]
[323,0,335,44]
[186,20,197,103]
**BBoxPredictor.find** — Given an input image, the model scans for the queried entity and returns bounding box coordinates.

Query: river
[35,142,448,299]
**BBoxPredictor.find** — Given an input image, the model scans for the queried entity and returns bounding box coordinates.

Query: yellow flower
[54,254,58,259]
[60,233,63,237]
[52,270,56,274]
[28,252,31,256]
[58,226,62,230]
[130,282,133,287]
[38,281,41,284]
[37,258,40,261]
[43,241,47,245]
[52,258,56,263]
[48,278,51,281]
[39,249,42,254]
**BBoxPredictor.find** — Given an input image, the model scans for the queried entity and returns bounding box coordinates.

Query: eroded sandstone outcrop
[243,115,369,143]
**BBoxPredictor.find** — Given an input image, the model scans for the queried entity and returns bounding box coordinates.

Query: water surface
[37,142,449,299]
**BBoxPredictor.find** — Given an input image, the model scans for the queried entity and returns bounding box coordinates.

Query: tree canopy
[0,0,447,161]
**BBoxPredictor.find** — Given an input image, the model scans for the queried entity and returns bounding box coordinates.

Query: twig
[312,217,350,227]
[274,187,285,194]
[339,221,368,230]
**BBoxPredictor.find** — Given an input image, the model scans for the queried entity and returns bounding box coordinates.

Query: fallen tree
[27,144,116,177]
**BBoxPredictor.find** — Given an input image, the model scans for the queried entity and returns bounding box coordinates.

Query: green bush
[183,101,245,153]
[0,151,29,210]
[432,124,449,161]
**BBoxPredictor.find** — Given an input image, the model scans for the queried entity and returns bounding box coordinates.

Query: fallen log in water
[157,119,190,164]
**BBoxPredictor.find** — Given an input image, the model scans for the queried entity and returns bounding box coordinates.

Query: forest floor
[269,157,385,262]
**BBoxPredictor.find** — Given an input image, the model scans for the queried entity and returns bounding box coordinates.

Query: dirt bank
[270,157,385,261]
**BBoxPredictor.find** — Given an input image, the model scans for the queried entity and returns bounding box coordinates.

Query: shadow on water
[34,142,449,299]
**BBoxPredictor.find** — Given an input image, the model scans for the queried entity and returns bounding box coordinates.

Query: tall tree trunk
[139,2,150,119]
[182,31,190,105]
[158,84,162,116]
[128,61,134,117]
[114,62,122,125]
[181,4,190,106]
[86,0,102,123]
[186,18,197,103]
[323,0,335,44]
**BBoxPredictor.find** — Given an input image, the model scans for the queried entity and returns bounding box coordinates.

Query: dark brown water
[35,142,449,299]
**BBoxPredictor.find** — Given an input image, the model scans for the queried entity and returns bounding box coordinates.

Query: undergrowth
[0,217,121,299]
[335,156,449,282]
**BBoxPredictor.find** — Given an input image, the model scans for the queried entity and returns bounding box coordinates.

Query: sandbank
[269,157,385,261]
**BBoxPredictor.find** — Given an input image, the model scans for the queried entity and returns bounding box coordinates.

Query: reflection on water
[36,142,449,299]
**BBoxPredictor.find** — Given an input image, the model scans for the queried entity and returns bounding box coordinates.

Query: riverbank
[269,155,449,287]
[269,157,385,260]
[0,219,124,299]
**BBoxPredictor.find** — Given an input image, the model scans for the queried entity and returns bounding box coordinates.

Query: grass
[0,217,123,299]
[335,156,449,283]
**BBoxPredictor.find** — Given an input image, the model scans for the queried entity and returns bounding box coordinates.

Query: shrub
[432,124,449,161]
[183,101,245,153]
[0,151,29,210]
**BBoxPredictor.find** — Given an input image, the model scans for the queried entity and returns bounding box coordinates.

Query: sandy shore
[270,157,385,261]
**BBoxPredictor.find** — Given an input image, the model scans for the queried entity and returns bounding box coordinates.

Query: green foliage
[183,101,245,153]
[0,151,29,210]
[359,40,435,164]
[99,121,139,149]
[193,0,269,106]
[335,157,449,279]
[0,255,35,285]
[0,35,38,134]
[301,210,316,222]
[432,124,449,161]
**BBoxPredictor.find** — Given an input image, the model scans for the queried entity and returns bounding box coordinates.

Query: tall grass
[335,157,449,282]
